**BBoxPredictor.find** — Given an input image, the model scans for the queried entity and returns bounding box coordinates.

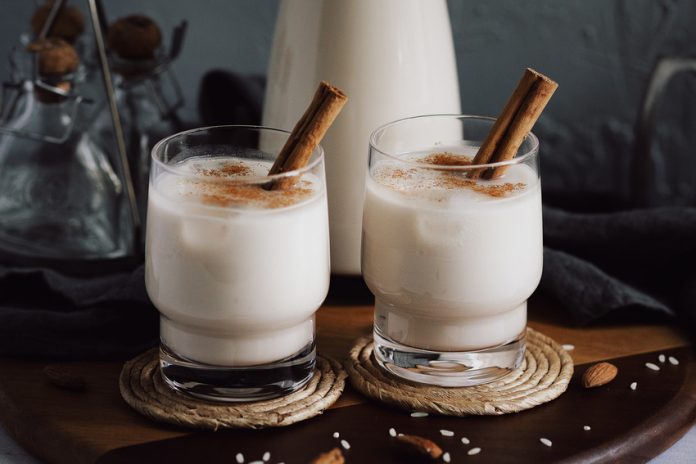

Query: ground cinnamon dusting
[186,176,313,209]
[439,173,526,197]
[374,152,527,198]
[197,183,313,209]
[420,152,473,166]
[389,168,413,180]
[194,161,251,177]
[183,160,314,208]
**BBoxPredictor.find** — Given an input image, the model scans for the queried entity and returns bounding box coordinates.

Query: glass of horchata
[363,114,542,386]
[146,125,329,401]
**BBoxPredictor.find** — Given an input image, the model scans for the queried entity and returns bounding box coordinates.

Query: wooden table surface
[0,290,694,463]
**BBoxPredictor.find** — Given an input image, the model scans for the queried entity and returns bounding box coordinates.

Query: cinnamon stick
[267,81,347,190]
[469,68,557,179]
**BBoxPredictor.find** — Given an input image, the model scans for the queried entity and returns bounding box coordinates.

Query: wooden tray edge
[561,347,696,464]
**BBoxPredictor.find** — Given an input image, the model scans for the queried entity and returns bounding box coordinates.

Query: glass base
[373,329,525,387]
[159,342,316,402]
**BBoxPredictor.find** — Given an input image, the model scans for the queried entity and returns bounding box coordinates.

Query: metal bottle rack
[0,0,187,250]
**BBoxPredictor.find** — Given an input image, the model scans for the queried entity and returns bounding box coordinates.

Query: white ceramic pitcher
[263,0,461,275]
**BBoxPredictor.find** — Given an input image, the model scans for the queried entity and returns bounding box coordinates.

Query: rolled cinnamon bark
[469,68,557,180]
[267,81,347,190]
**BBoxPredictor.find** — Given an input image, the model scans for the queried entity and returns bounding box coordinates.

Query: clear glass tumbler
[363,115,542,386]
[146,125,329,401]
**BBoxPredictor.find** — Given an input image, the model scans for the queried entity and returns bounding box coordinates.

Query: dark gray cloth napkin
[0,265,158,359]
[541,206,696,335]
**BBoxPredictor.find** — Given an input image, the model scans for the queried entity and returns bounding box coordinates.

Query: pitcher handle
[632,56,696,206]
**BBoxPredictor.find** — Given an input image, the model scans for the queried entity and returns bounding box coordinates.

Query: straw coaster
[346,328,573,416]
[119,349,347,430]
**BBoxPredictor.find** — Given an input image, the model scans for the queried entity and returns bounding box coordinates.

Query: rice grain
[645,362,660,371]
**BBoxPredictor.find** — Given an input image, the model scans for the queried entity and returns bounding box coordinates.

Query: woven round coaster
[119,349,347,430]
[346,328,574,416]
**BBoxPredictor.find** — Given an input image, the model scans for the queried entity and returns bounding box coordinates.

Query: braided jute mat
[119,349,347,430]
[346,328,574,416]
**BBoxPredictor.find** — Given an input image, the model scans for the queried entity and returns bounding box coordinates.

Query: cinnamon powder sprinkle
[389,168,413,180]
[184,161,314,208]
[420,152,473,166]
[194,182,314,209]
[422,152,526,197]
[439,173,526,197]
[194,161,251,177]
[374,152,527,198]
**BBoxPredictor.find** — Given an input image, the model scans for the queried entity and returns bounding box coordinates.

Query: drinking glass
[147,125,329,401]
[363,115,542,386]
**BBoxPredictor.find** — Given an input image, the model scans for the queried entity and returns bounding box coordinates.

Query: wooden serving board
[0,292,694,464]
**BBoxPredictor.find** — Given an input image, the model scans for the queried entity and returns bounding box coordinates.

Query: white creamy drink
[363,150,543,352]
[146,157,329,367]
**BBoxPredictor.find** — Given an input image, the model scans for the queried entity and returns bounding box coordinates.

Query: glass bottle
[0,39,134,264]
[93,15,184,224]
[105,70,182,220]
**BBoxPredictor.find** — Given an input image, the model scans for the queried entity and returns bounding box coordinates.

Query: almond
[310,447,344,464]
[43,365,87,391]
[582,362,618,388]
[394,434,443,460]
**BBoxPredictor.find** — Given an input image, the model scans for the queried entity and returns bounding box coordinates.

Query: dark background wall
[2,0,695,207]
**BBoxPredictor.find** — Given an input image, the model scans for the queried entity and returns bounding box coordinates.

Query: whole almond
[310,447,344,464]
[43,365,87,391]
[582,362,618,388]
[394,434,443,460]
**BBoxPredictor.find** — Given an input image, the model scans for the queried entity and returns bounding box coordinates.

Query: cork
[27,38,80,77]
[31,2,85,43]
[107,15,162,60]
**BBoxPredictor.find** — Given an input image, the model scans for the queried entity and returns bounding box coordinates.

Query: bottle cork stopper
[107,15,162,60]
[31,2,85,43]
[27,38,80,77]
